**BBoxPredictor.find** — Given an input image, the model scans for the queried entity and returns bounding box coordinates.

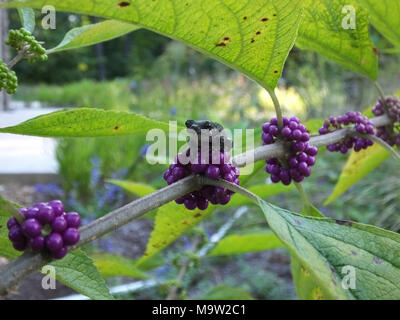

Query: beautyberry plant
[0,60,18,94]
[262,116,318,185]
[164,120,240,210]
[319,111,375,153]
[7,200,81,259]
[6,28,48,63]
[373,96,400,147]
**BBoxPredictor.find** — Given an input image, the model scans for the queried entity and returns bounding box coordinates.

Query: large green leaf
[0,196,22,259]
[355,0,400,47]
[324,144,389,205]
[18,8,35,33]
[50,249,114,300]
[91,253,149,279]
[199,285,253,300]
[297,0,378,80]
[0,108,172,137]
[48,20,139,53]
[208,231,283,256]
[259,199,400,299]
[3,0,305,90]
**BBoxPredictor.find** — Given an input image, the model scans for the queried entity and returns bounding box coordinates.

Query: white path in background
[0,104,60,174]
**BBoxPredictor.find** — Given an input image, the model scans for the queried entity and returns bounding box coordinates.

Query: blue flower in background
[90,157,101,188]
[170,106,178,116]
[140,144,150,157]
[34,183,64,197]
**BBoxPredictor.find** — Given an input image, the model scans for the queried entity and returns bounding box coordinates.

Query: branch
[0,114,393,296]
[6,46,29,69]
[232,115,392,167]
[0,175,202,296]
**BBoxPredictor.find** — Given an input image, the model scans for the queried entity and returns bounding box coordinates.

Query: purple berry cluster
[163,151,240,210]
[7,200,81,259]
[319,111,374,153]
[372,96,400,147]
[262,117,318,185]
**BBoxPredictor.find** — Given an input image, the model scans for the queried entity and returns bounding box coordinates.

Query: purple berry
[52,216,68,233]
[25,207,39,219]
[65,212,81,228]
[7,217,18,230]
[297,152,308,163]
[48,200,64,216]
[205,165,220,179]
[197,198,209,210]
[306,145,318,156]
[269,125,279,136]
[22,218,42,238]
[218,193,231,205]
[30,235,45,252]
[291,129,302,140]
[63,228,80,246]
[52,246,68,259]
[46,233,64,252]
[8,225,25,242]
[12,239,27,251]
[281,127,291,138]
[262,132,274,144]
[184,197,197,210]
[37,205,55,224]
[270,174,280,183]
[306,156,316,166]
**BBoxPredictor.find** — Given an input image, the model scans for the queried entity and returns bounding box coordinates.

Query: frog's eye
[185,119,195,128]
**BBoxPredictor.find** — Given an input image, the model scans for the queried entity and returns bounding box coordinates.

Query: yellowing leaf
[209,232,283,256]
[325,144,390,205]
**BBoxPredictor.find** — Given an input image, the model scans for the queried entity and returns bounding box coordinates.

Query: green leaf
[18,8,35,33]
[91,253,149,279]
[3,0,305,90]
[0,108,172,137]
[259,199,400,299]
[297,0,378,80]
[50,249,114,300]
[199,285,253,300]
[291,257,327,300]
[0,196,22,259]
[302,203,324,218]
[355,0,400,47]
[324,143,390,205]
[208,232,283,256]
[106,180,155,197]
[48,20,139,53]
[228,183,294,207]
[292,197,325,299]
[304,118,324,134]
